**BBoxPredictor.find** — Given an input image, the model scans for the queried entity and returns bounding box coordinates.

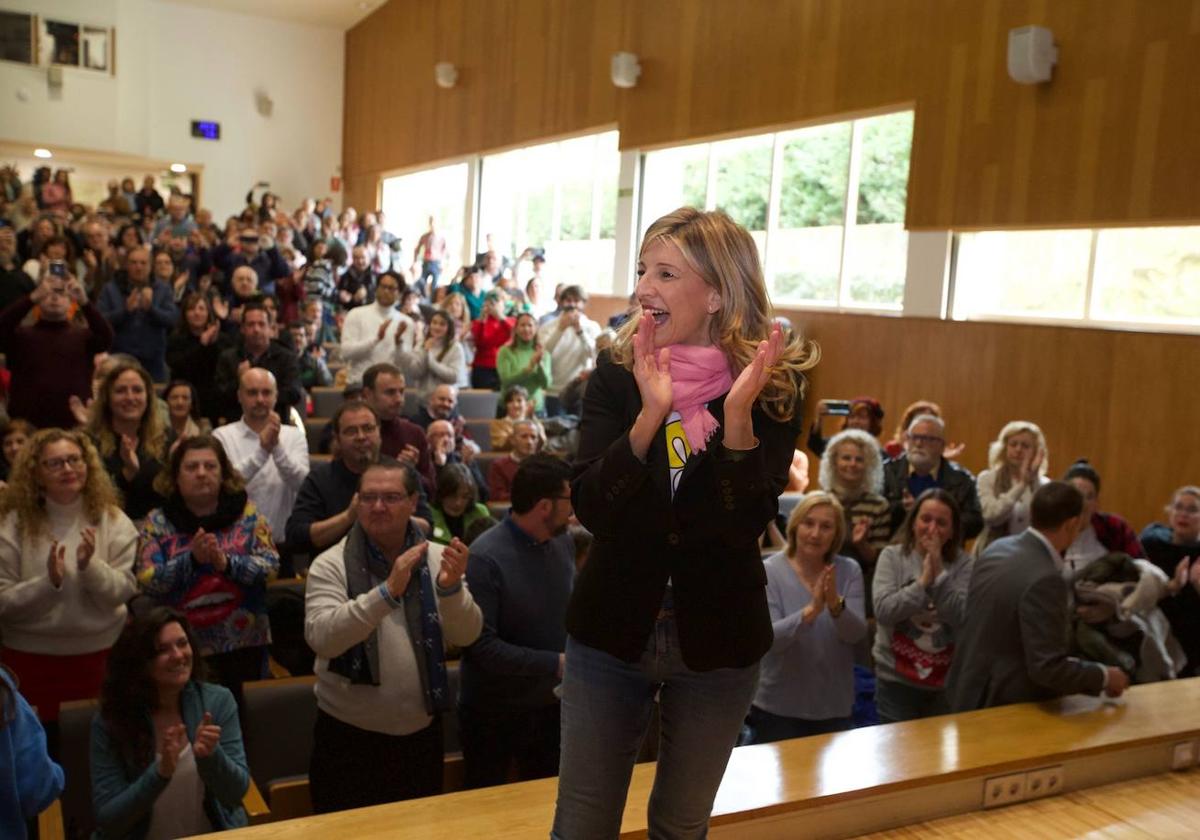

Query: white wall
[0,0,344,219]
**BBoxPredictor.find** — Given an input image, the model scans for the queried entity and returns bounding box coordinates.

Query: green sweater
[496,342,552,411]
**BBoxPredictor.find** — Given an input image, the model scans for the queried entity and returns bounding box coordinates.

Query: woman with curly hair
[135,436,278,705]
[91,608,250,838]
[86,359,168,521]
[0,428,137,740]
[553,207,819,837]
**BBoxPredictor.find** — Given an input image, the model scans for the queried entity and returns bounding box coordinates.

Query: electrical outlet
[1026,765,1064,799]
[983,772,1027,808]
[1171,741,1195,770]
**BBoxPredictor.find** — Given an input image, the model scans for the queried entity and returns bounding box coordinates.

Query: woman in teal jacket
[90,607,249,839]
[497,311,552,414]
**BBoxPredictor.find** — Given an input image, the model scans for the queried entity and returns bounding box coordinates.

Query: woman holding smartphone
[553,208,817,838]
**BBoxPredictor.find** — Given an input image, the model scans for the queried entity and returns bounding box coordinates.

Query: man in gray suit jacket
[947,481,1130,711]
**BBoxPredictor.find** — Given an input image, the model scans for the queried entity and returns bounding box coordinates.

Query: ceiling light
[33,148,52,159]
[170,163,187,173]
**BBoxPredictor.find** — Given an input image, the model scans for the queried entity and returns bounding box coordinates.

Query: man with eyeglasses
[459,453,575,789]
[0,269,113,429]
[338,270,417,386]
[882,413,983,541]
[286,401,431,560]
[304,460,482,812]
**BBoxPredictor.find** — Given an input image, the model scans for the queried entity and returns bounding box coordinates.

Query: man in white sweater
[536,284,601,390]
[304,461,481,813]
[337,272,419,386]
[212,368,310,572]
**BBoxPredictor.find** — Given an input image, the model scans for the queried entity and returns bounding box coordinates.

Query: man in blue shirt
[459,453,576,788]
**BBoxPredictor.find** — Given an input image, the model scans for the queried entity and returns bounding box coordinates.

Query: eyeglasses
[1171,503,1200,516]
[41,454,85,471]
[908,434,945,446]
[360,492,410,507]
[340,423,378,438]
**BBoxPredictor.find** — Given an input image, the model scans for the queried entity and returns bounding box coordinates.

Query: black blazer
[566,356,802,671]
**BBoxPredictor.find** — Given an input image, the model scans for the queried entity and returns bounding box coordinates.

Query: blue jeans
[552,613,759,840]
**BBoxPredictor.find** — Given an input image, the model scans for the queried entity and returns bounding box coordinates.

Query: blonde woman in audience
[974,420,1049,555]
[0,429,138,738]
[86,359,168,521]
[442,290,474,365]
[748,493,866,742]
[873,489,972,722]
[497,311,552,413]
[1142,485,1200,676]
[818,428,891,610]
[405,309,469,398]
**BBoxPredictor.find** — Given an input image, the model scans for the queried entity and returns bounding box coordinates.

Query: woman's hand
[68,394,92,427]
[47,542,66,588]
[1168,556,1189,595]
[851,516,871,546]
[822,563,840,611]
[723,324,783,450]
[77,527,96,572]
[632,312,672,421]
[918,534,944,588]
[158,723,188,778]
[802,566,829,624]
[119,434,140,481]
[192,712,222,759]
[437,537,469,589]
[200,321,219,346]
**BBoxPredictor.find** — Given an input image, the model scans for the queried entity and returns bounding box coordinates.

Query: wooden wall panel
[585,295,1200,533]
[345,0,1200,229]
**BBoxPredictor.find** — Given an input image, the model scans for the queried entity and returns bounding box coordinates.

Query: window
[640,110,914,310]
[478,131,620,294]
[380,161,469,275]
[952,226,1200,330]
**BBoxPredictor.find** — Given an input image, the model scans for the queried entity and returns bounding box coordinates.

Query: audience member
[0,226,34,312]
[167,292,233,425]
[361,364,436,494]
[460,454,574,788]
[289,320,334,390]
[0,272,113,429]
[441,289,473,341]
[412,216,448,296]
[948,481,1129,711]
[136,436,279,705]
[91,608,250,837]
[975,420,1049,554]
[303,461,482,813]
[449,266,486,320]
[1062,460,1146,575]
[873,489,972,722]
[427,419,487,502]
[884,399,965,461]
[134,175,165,217]
[212,228,289,298]
[537,285,601,390]
[498,312,552,413]
[429,462,494,546]
[336,245,376,310]
[818,428,891,611]
[86,359,168,520]
[163,380,212,446]
[469,292,513,390]
[288,403,424,556]
[882,414,982,541]
[0,419,34,486]
[97,246,178,381]
[212,369,310,562]
[807,396,885,458]
[748,493,865,743]
[490,385,545,452]
[1141,485,1200,677]
[214,301,302,422]
[0,664,64,838]
[0,429,137,742]
[487,419,540,502]
[404,309,469,397]
[338,271,414,386]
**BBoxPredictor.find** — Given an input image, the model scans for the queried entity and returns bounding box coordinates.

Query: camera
[820,399,852,416]
[48,260,67,278]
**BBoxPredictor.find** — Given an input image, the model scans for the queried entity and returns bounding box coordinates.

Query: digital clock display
[190,120,220,140]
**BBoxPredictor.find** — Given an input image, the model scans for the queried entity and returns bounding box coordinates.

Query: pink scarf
[667,344,732,453]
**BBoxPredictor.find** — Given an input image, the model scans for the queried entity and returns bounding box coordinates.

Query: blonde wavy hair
[86,359,167,461]
[819,429,885,497]
[0,428,121,539]
[610,208,818,421]
[987,420,1048,493]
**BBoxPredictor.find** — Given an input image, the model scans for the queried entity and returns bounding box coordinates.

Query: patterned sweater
[135,497,279,655]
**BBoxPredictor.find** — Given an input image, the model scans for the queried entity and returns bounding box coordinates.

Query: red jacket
[470,315,513,369]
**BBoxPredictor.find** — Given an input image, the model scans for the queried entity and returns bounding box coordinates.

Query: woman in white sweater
[974,420,1049,555]
[0,428,138,736]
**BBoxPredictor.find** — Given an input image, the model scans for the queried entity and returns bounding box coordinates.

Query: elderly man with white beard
[882,413,983,542]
